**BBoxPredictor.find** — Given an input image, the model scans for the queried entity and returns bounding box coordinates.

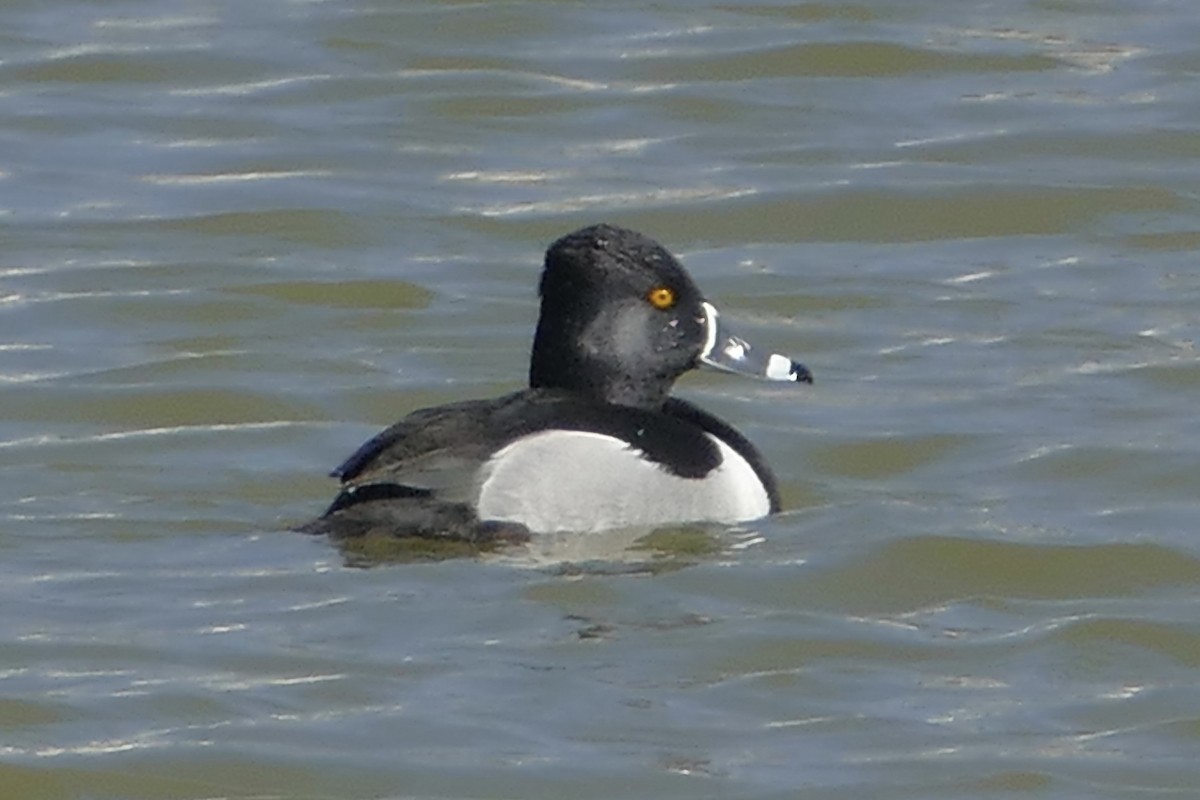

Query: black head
[529,224,708,409]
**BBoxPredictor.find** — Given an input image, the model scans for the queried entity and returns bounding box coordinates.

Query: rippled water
[3,1,1199,797]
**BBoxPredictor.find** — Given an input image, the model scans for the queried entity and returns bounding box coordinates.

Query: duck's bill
[698,301,813,384]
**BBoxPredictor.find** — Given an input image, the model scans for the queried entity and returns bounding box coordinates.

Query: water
[2,1,1199,797]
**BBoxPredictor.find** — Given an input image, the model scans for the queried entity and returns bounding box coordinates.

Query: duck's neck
[529,349,669,410]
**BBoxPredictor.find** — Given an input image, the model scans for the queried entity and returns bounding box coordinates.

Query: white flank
[475,430,769,534]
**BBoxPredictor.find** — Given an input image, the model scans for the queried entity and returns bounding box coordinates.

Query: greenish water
[2,1,1199,797]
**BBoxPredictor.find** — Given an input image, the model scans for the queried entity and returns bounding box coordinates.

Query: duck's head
[529,224,811,409]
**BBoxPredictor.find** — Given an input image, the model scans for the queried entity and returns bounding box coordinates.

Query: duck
[301,224,811,543]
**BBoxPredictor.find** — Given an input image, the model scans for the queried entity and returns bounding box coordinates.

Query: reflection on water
[2,0,1200,797]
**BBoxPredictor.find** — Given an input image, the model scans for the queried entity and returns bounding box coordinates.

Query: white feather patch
[475,429,770,533]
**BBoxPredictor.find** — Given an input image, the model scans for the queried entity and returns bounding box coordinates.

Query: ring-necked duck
[302,224,811,542]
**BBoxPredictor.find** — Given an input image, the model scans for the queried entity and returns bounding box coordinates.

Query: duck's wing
[300,391,533,541]
[329,390,543,499]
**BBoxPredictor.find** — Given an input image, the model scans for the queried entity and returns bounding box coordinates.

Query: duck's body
[303,225,810,542]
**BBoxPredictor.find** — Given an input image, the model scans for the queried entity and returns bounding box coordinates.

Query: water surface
[2,1,1199,797]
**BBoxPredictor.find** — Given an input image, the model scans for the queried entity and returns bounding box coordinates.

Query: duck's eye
[646,286,677,310]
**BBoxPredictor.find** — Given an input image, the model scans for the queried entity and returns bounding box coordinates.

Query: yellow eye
[646,285,676,310]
